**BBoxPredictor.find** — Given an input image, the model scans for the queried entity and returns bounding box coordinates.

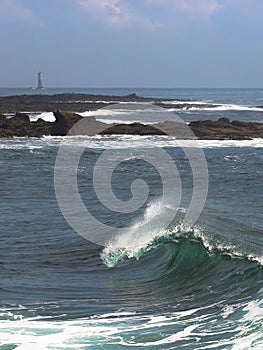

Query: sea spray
[101,202,263,268]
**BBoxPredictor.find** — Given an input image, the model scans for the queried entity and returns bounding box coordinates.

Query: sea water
[0,88,262,349]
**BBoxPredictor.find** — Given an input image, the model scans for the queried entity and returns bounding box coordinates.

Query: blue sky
[0,0,262,87]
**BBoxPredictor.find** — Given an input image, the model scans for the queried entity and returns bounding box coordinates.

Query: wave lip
[101,202,177,267]
[101,201,263,269]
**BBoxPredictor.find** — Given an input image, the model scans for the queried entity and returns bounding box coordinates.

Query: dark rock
[101,122,166,136]
[68,115,110,136]
[231,120,246,127]
[0,93,262,140]
[14,112,31,123]
[157,120,196,138]
[218,117,230,123]
[0,113,52,137]
[0,93,196,115]
[1,112,263,139]
[0,93,162,114]
[189,118,263,140]
[51,110,81,136]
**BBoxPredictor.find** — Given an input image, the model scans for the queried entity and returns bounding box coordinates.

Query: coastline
[0,93,263,140]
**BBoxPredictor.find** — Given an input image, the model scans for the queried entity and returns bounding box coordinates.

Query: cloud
[80,0,132,26]
[0,0,39,24]
[178,0,220,15]
[79,0,221,28]
[146,0,220,16]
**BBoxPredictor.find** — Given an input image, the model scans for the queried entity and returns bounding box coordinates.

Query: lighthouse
[37,72,43,89]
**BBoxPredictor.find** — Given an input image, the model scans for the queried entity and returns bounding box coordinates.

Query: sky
[0,0,262,88]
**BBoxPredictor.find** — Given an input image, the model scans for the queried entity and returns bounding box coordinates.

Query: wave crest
[101,202,263,268]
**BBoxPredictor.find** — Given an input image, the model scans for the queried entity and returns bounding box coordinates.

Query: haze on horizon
[0,0,262,88]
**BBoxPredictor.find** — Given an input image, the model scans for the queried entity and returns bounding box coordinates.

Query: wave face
[101,219,263,349]
[102,203,263,269]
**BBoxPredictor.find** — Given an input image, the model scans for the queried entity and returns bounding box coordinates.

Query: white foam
[29,112,55,122]
[188,104,263,112]
[1,135,262,151]
[1,298,262,349]
[96,118,157,125]
[79,106,175,124]
[231,298,263,350]
[67,100,154,105]
[196,138,263,148]
[158,100,263,112]
[123,324,199,346]
[161,100,210,105]
[0,307,206,348]
[101,201,173,266]
[79,109,126,117]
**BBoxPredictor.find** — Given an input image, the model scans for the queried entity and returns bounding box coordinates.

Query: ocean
[0,88,262,349]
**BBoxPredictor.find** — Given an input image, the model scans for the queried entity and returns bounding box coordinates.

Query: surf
[101,201,263,269]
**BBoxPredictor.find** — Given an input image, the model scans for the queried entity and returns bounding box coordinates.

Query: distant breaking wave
[186,104,263,112]
[1,136,263,150]
[25,101,263,124]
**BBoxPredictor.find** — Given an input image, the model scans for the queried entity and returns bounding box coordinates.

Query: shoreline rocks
[0,93,200,114]
[0,110,262,140]
[0,93,159,114]
[0,93,262,140]
[0,112,52,137]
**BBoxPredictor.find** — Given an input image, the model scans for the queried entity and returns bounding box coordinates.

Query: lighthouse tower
[37,72,43,89]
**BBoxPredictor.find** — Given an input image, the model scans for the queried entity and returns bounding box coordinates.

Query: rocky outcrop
[51,111,166,136]
[53,110,111,136]
[0,112,262,140]
[0,93,201,114]
[189,117,263,140]
[2,93,262,139]
[51,110,83,136]
[0,94,110,113]
[0,113,52,137]
[0,93,161,114]
[101,123,166,136]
